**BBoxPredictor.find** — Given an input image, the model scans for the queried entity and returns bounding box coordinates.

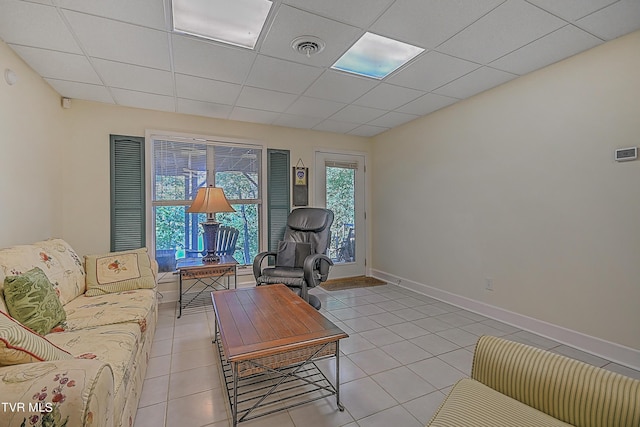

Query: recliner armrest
[303,254,334,287]
[252,251,277,281]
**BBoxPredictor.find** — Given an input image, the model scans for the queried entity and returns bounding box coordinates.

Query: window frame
[145,130,267,270]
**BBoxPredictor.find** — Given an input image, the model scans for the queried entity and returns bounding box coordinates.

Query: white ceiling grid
[0,0,638,136]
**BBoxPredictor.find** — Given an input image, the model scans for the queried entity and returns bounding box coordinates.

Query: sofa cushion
[46,322,142,418]
[0,310,73,365]
[60,289,156,333]
[0,239,86,306]
[3,267,67,335]
[84,248,156,296]
[428,378,573,427]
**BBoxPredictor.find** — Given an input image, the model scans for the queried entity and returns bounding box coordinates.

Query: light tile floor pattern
[135,283,640,427]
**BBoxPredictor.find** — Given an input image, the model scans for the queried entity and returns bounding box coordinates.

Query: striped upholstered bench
[427,335,640,427]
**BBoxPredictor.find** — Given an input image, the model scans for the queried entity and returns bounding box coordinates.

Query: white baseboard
[370,269,640,371]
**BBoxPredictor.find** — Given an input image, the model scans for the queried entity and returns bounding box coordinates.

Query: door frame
[314,149,367,279]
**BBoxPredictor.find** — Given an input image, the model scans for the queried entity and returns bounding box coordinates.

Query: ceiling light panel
[332,32,424,79]
[172,0,272,49]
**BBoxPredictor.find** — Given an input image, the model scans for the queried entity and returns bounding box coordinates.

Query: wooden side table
[176,255,237,318]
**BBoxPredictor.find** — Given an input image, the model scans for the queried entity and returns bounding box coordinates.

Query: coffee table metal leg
[178,275,183,318]
[336,340,344,411]
[232,363,239,427]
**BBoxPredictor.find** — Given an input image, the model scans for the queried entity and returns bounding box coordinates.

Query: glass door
[315,151,366,278]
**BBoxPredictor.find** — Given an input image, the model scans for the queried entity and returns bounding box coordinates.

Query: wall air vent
[614,147,637,162]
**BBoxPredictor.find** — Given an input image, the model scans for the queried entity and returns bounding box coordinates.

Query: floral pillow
[3,267,67,335]
[0,310,73,365]
[84,248,156,296]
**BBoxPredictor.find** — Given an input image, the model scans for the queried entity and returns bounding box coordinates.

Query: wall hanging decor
[293,159,308,206]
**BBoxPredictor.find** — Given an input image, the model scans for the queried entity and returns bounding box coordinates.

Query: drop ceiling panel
[245,55,323,94]
[283,0,395,28]
[0,1,81,53]
[175,74,241,105]
[11,45,101,84]
[303,70,378,104]
[349,124,389,137]
[285,96,346,118]
[57,0,167,30]
[172,35,256,84]
[112,88,175,112]
[438,0,565,64]
[368,111,418,128]
[63,10,171,70]
[330,105,386,124]
[387,51,480,92]
[260,5,361,67]
[273,113,324,129]
[526,0,618,21]
[92,59,174,96]
[396,93,458,116]
[44,79,114,104]
[371,0,505,48]
[490,25,602,75]
[235,86,297,112]
[177,98,233,119]
[434,66,516,99]
[576,0,640,40]
[312,119,360,134]
[354,83,424,110]
[2,0,639,137]
[229,107,280,125]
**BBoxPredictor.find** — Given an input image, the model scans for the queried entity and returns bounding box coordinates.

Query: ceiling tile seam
[519,0,607,43]
[425,0,510,52]
[282,0,394,31]
[252,0,284,52]
[363,0,400,30]
[280,67,348,120]
[487,24,604,71]
[521,0,574,23]
[54,6,169,33]
[523,0,617,26]
[165,32,179,113]
[53,4,117,104]
[572,19,612,42]
[277,3,370,60]
[163,0,179,113]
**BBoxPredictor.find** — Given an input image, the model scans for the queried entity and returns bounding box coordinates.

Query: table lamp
[187,185,235,263]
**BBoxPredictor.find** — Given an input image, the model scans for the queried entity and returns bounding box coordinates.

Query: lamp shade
[187,186,235,214]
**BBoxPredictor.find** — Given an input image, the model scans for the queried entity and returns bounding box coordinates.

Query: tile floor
[134,283,640,427]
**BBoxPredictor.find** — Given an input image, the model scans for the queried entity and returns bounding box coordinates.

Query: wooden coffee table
[211,284,348,426]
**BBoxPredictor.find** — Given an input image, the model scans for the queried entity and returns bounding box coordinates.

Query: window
[150,134,262,271]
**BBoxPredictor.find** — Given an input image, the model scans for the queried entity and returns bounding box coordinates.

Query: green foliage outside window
[326,167,355,262]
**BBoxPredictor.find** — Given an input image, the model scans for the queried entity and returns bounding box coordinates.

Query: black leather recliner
[253,208,334,309]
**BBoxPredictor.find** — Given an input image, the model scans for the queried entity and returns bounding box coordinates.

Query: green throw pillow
[3,267,67,335]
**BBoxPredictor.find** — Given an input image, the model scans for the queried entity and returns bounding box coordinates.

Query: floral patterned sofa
[0,239,158,427]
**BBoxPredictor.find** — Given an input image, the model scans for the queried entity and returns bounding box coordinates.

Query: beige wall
[0,41,67,247]
[60,101,370,257]
[372,31,640,350]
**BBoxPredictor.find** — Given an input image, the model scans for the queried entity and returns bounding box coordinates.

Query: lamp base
[202,252,220,264]
[200,220,220,264]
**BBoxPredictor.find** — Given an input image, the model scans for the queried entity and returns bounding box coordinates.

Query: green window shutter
[267,149,290,253]
[110,135,145,252]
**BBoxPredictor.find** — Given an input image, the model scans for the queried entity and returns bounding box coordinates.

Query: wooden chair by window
[216,226,239,256]
[186,226,239,258]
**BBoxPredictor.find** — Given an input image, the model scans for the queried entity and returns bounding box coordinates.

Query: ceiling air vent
[291,36,325,58]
